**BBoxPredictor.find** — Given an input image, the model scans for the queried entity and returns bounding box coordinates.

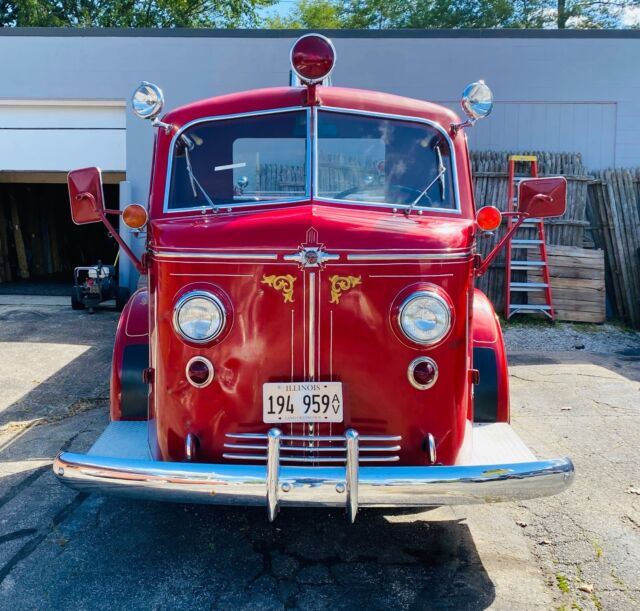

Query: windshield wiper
[181,135,216,211]
[406,164,447,216]
[436,144,446,201]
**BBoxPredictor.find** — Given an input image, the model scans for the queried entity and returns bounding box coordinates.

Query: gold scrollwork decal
[329,275,362,304]
[262,274,296,303]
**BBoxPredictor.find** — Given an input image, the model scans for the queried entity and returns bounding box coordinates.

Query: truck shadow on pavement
[43,496,497,610]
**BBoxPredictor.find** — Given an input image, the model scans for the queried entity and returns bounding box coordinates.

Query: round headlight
[174,291,226,343]
[131,81,164,120]
[398,291,452,345]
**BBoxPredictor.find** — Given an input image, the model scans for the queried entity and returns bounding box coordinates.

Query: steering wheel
[334,184,425,205]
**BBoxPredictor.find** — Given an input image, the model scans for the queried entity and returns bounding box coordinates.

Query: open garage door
[0,100,125,295]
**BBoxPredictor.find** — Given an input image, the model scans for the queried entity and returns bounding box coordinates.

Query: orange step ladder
[504,155,555,321]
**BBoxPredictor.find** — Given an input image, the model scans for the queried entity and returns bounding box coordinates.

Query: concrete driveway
[0,302,638,610]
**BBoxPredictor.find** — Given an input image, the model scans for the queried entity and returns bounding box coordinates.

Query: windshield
[316,110,456,210]
[167,110,308,210]
[166,107,457,211]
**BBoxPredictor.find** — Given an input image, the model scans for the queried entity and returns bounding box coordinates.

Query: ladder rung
[510,282,549,291]
[509,305,551,311]
[511,239,543,247]
[510,261,546,269]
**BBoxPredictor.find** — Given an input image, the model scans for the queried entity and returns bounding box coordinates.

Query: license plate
[262,382,343,423]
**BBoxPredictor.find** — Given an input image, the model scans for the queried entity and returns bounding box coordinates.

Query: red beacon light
[290,34,336,84]
[476,206,502,232]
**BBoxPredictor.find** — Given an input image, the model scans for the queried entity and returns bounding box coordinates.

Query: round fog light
[408,357,438,390]
[186,357,214,388]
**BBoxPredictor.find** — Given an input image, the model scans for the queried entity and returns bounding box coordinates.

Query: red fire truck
[55,34,573,521]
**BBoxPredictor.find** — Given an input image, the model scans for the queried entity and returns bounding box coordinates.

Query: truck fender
[472,288,509,423]
[110,288,149,420]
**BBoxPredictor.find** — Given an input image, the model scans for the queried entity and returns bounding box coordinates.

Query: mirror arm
[75,192,146,275]
[475,212,529,277]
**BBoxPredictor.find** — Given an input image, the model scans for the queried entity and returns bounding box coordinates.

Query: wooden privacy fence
[588,169,640,328]
[471,151,593,313]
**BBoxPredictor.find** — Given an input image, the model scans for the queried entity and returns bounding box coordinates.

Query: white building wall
[0,29,637,285]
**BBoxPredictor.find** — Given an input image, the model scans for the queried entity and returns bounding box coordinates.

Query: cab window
[168,110,308,210]
[316,111,456,210]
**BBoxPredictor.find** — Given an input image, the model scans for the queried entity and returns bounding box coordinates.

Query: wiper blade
[182,135,216,211]
[406,165,447,215]
[436,144,446,201]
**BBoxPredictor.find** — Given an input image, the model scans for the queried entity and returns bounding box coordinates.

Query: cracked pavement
[0,303,638,610]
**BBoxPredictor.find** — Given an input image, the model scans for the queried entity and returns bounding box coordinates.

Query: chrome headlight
[174,291,226,343]
[398,291,452,345]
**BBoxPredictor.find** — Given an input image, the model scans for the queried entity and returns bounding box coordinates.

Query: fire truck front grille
[223,430,401,465]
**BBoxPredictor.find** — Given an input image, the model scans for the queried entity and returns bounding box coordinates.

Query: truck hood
[150,204,475,255]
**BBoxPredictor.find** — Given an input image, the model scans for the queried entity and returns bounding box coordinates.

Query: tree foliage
[0,0,276,27]
[265,0,341,28]
[265,0,640,29]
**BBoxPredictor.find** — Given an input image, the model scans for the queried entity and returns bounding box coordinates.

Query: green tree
[0,0,276,27]
[265,0,341,28]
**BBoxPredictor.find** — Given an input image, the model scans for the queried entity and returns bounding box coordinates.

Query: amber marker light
[290,34,336,84]
[476,206,502,232]
[122,204,148,229]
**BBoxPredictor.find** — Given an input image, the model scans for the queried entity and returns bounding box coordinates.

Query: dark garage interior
[0,182,119,295]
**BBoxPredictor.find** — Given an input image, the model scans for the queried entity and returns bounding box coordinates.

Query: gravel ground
[504,321,640,353]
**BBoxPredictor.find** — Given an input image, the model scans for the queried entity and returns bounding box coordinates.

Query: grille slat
[224,430,402,465]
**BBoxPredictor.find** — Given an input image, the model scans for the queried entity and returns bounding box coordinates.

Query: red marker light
[290,34,336,84]
[476,206,502,232]
[186,357,214,388]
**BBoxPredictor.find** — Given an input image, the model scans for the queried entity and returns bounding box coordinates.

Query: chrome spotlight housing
[131,81,165,120]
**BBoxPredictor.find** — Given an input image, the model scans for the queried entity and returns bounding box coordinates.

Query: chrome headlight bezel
[173,290,226,344]
[397,290,452,346]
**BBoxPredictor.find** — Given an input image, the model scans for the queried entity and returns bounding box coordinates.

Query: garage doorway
[0,173,123,296]
[0,99,126,296]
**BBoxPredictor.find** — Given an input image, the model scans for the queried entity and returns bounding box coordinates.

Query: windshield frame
[161,104,460,215]
[314,106,461,214]
[163,106,312,214]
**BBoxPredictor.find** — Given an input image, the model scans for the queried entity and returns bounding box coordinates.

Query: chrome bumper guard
[54,426,574,522]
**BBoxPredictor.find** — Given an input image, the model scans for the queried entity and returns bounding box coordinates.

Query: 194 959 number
[262,382,343,423]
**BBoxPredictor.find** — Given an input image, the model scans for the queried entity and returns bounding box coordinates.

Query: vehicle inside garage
[0,176,120,294]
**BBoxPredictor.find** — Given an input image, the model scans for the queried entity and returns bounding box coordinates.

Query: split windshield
[167,109,456,211]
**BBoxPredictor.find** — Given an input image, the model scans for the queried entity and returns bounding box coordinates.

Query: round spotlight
[290,34,336,84]
[408,357,438,390]
[186,357,214,388]
[131,81,164,120]
[476,206,502,232]
[461,80,493,121]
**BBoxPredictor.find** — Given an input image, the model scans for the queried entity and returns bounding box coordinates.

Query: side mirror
[518,177,567,219]
[67,166,146,274]
[68,167,105,225]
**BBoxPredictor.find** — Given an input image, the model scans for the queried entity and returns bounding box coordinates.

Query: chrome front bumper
[54,422,574,522]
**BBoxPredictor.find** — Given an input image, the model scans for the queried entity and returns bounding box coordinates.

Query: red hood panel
[150,204,474,254]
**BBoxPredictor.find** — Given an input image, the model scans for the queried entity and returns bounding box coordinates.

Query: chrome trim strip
[314,106,462,214]
[54,453,575,517]
[154,251,279,261]
[308,272,316,381]
[347,251,472,261]
[163,107,311,213]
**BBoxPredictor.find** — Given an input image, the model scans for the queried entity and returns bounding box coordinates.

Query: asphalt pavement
[0,301,638,610]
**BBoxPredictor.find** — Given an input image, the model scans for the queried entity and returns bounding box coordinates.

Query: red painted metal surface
[110,289,149,421]
[471,289,510,423]
[105,84,514,467]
